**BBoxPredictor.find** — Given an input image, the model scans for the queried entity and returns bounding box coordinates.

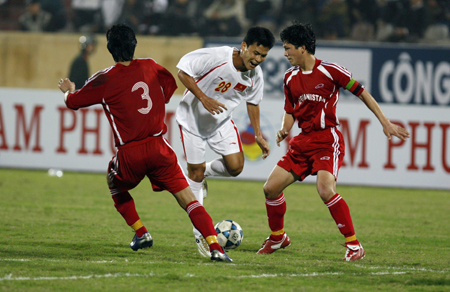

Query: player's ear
[241,42,247,52]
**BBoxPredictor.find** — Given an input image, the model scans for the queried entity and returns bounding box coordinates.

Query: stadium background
[0,0,449,190]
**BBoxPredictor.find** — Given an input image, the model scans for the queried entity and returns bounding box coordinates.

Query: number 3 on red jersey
[132,81,152,114]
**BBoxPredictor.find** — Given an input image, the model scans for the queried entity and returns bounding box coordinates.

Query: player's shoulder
[284,65,300,75]
[318,59,351,76]
[206,46,233,54]
[190,46,231,60]
[283,65,301,81]
[86,65,115,84]
[134,57,158,65]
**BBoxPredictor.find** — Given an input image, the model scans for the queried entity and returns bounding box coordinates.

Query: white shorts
[179,120,243,164]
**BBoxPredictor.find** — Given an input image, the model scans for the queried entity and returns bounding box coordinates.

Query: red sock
[186,201,223,252]
[265,193,286,241]
[111,191,147,237]
[325,194,359,244]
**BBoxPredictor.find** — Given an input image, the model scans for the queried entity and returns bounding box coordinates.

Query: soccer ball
[214,220,243,249]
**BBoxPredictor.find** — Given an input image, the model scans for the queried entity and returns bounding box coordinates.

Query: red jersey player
[58,24,231,262]
[256,22,410,261]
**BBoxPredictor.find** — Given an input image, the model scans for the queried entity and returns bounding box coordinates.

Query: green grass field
[1,168,449,291]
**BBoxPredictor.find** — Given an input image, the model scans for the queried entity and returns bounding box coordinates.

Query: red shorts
[108,136,189,194]
[277,127,345,181]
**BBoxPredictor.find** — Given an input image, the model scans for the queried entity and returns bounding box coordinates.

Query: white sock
[186,177,204,205]
[205,157,231,177]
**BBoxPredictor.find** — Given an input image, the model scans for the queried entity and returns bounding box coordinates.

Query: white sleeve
[244,67,264,105]
[176,47,222,79]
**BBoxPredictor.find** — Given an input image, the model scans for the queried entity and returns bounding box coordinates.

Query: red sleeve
[283,84,294,114]
[65,71,108,110]
[283,72,294,114]
[153,62,177,103]
[325,62,352,89]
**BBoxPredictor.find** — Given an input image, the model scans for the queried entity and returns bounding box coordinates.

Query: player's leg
[222,152,245,176]
[179,126,206,201]
[186,162,206,200]
[175,129,214,256]
[107,156,152,251]
[172,187,232,262]
[313,128,364,261]
[317,170,364,261]
[205,120,244,178]
[257,165,297,254]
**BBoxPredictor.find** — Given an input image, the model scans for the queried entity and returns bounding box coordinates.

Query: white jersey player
[176,46,264,138]
[175,27,275,257]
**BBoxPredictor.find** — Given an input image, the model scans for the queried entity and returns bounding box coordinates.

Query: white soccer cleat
[343,243,365,261]
[194,234,211,257]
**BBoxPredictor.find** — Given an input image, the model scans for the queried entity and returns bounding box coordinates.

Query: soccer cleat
[210,249,233,262]
[202,179,208,199]
[256,233,291,254]
[130,232,153,251]
[343,243,365,261]
[194,234,211,257]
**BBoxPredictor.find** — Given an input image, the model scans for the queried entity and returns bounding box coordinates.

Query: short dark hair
[106,24,137,62]
[280,21,316,55]
[243,26,275,49]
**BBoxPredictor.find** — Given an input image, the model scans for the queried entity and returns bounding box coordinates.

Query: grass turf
[0,168,449,291]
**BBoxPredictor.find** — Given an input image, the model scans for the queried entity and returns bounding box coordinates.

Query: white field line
[0,271,432,281]
[0,258,129,264]
[1,258,448,282]
[0,273,156,281]
[353,264,449,273]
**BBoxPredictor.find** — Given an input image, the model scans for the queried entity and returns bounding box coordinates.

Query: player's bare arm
[246,102,270,159]
[177,70,227,115]
[276,112,295,146]
[358,90,410,141]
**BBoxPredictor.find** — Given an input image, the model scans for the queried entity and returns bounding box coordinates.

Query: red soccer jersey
[284,58,361,133]
[65,58,177,146]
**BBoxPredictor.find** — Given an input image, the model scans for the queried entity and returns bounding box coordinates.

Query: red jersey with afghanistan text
[284,58,362,133]
[65,58,177,147]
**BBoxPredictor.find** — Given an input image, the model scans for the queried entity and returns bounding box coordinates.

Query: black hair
[280,21,316,55]
[243,26,275,49]
[106,24,137,62]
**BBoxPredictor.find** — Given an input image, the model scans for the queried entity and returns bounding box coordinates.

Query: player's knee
[263,183,278,199]
[190,171,206,182]
[188,166,206,182]
[317,185,335,202]
[227,164,243,177]
[228,168,242,177]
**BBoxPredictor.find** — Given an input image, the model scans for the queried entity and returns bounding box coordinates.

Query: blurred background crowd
[1,0,449,43]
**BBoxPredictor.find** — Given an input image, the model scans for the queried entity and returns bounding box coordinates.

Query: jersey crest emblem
[315,83,324,89]
[233,83,247,92]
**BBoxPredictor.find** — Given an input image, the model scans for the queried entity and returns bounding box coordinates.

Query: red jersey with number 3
[65,58,177,146]
[284,58,359,133]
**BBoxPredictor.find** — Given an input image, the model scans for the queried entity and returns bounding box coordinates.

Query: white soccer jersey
[176,46,264,138]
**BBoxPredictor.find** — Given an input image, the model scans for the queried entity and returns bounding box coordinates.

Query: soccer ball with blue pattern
[214,220,243,249]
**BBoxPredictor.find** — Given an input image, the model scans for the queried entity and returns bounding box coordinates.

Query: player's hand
[383,121,410,141]
[255,136,270,159]
[58,78,75,94]
[276,130,289,146]
[200,96,228,115]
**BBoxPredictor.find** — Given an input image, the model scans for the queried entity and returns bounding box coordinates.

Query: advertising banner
[0,88,448,190]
